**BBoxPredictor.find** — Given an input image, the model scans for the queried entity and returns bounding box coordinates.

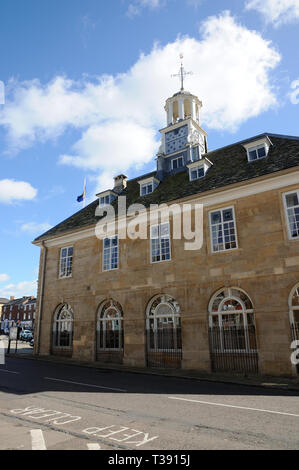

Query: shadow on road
[0,356,298,399]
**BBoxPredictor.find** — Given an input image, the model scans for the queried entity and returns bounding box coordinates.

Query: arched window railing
[208,288,258,373]
[146,294,182,368]
[53,304,74,349]
[97,300,123,352]
[289,284,299,341]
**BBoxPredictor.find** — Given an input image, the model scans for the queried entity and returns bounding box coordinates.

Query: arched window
[146,295,182,354]
[208,288,257,352]
[53,304,74,349]
[97,300,123,351]
[289,284,299,340]
[184,99,191,119]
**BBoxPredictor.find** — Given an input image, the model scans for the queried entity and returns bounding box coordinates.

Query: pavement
[0,356,299,450]
[0,335,33,355]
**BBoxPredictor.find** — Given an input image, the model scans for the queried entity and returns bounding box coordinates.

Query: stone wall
[36,182,299,376]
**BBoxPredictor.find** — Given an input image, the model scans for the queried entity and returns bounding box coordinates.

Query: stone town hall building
[33,77,299,377]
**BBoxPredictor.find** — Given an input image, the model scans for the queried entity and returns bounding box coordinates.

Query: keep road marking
[30,429,47,450]
[44,377,127,392]
[168,397,299,418]
[87,443,101,450]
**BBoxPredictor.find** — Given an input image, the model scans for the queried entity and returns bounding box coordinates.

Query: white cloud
[127,0,162,17]
[0,179,37,204]
[60,121,158,171]
[245,0,299,26]
[20,222,52,234]
[0,274,10,283]
[0,12,280,193]
[0,280,37,299]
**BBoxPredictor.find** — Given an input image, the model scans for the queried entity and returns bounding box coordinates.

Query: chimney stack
[10,296,15,301]
[113,174,128,194]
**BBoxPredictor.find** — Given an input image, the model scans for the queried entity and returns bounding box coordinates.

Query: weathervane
[171,53,193,92]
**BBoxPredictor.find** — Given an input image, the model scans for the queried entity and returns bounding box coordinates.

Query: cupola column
[178,98,184,120]
[167,101,173,125]
[191,100,197,121]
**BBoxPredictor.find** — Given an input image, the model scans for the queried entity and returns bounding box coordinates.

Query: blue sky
[0,0,298,298]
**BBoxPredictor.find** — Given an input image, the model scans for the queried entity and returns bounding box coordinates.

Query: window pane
[150,225,159,239]
[191,170,197,180]
[257,146,266,158]
[160,223,170,238]
[211,211,221,224]
[104,238,111,248]
[286,193,298,208]
[68,247,73,256]
[249,149,257,160]
[223,209,233,221]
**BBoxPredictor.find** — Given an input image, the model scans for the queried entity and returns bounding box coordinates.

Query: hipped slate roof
[34,133,299,243]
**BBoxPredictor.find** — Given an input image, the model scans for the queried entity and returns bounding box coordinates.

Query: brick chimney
[10,296,15,301]
[113,174,128,194]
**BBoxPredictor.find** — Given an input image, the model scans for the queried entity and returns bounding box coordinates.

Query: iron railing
[96,329,124,364]
[146,327,182,369]
[52,329,73,349]
[291,323,299,341]
[291,324,299,374]
[209,325,258,374]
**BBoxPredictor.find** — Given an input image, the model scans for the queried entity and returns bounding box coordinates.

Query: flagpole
[83,177,86,209]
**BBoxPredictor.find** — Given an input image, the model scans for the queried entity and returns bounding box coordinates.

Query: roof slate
[34,133,299,243]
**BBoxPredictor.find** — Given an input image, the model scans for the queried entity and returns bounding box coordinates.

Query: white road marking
[44,377,127,392]
[87,443,101,450]
[30,429,47,450]
[0,369,19,374]
[168,396,299,418]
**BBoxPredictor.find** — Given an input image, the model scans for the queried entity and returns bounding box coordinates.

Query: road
[0,356,298,450]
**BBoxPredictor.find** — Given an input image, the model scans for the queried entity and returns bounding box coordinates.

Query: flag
[77,178,86,203]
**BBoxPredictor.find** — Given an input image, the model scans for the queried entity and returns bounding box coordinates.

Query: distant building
[1,296,36,332]
[0,298,9,333]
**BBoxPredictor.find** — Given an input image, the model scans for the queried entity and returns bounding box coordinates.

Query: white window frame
[100,195,111,207]
[141,182,153,196]
[150,223,172,264]
[171,156,184,170]
[208,288,256,353]
[283,189,299,241]
[102,236,119,272]
[247,144,267,162]
[209,206,238,253]
[59,246,73,279]
[189,164,205,181]
[146,295,181,353]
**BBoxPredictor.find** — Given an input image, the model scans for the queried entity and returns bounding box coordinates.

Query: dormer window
[96,190,117,207]
[138,177,160,197]
[247,144,267,161]
[100,195,111,206]
[243,136,272,163]
[190,165,205,181]
[141,183,153,196]
[187,158,212,182]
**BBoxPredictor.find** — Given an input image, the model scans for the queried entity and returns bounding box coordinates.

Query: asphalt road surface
[0,357,299,450]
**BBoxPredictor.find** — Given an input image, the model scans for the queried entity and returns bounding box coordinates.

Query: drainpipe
[36,241,47,355]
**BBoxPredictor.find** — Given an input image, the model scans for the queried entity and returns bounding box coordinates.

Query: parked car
[19,330,33,342]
